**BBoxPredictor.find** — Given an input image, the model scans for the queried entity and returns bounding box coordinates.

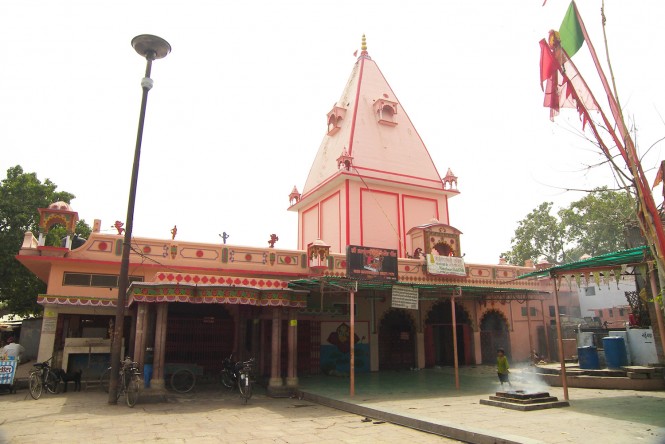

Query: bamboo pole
[350,289,355,397]
[451,291,460,390]
[648,265,665,362]
[553,277,569,401]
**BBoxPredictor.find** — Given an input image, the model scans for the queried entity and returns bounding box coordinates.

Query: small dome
[49,201,72,211]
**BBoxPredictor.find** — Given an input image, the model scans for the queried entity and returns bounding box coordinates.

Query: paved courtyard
[2,364,665,443]
[0,386,457,444]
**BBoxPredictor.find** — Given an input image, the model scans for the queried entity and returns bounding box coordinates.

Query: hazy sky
[1,1,663,264]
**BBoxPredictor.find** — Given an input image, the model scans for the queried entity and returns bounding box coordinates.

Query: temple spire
[361,34,368,56]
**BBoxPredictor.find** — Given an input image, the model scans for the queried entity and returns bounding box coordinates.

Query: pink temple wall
[360,188,400,254]
[320,192,341,253]
[301,204,319,250]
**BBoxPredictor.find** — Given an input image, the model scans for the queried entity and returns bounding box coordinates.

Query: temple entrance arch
[378,308,416,370]
[480,309,511,364]
[424,300,473,367]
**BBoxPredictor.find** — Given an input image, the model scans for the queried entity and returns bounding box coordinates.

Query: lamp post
[108,34,171,404]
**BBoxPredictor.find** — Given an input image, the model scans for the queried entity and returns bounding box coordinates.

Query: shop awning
[516,245,651,279]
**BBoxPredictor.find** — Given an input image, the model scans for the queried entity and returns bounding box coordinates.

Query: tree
[0,165,90,315]
[503,188,636,266]
[559,187,636,259]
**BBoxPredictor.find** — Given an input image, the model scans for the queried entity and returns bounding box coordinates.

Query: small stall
[0,356,17,393]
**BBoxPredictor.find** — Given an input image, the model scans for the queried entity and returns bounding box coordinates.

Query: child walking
[496,348,512,388]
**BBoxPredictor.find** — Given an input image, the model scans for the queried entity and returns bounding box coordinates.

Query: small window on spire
[326,106,346,135]
[373,98,398,126]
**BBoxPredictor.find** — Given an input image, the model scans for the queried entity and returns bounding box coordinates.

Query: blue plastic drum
[602,336,628,369]
[577,346,600,369]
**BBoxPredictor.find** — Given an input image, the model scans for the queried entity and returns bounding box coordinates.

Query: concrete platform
[298,365,665,443]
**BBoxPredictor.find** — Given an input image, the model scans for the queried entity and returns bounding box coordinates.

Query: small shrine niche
[307,239,331,272]
[336,148,353,171]
[373,97,398,126]
[326,106,346,136]
[289,186,301,206]
[443,168,458,190]
[37,201,79,249]
[406,220,462,259]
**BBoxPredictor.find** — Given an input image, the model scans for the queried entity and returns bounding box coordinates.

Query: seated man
[1,337,25,363]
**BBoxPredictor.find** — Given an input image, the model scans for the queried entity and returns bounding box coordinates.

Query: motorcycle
[220,354,254,402]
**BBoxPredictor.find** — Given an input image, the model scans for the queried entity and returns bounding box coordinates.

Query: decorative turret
[289,186,301,206]
[336,147,353,171]
[443,168,458,190]
[307,239,331,272]
[37,201,79,249]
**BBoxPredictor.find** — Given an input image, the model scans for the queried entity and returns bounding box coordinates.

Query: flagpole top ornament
[361,34,368,55]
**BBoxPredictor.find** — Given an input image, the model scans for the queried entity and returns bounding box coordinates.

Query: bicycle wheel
[237,372,252,402]
[171,369,196,393]
[100,367,111,393]
[220,369,234,389]
[45,371,60,394]
[29,372,43,400]
[126,375,140,407]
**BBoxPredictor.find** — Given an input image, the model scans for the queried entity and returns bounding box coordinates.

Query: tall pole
[648,265,665,361]
[108,35,170,404]
[350,289,355,397]
[552,276,569,401]
[451,290,460,390]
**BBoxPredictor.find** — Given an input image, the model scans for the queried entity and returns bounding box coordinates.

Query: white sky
[1,1,663,264]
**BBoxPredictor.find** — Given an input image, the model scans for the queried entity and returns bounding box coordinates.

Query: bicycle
[219,354,254,403]
[29,357,60,400]
[100,357,141,407]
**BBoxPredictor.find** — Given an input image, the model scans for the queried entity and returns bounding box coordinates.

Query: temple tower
[289,36,459,257]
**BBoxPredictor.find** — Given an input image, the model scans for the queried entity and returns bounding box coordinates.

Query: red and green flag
[559,1,584,57]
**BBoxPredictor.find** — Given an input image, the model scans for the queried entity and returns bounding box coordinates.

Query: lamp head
[131,34,171,60]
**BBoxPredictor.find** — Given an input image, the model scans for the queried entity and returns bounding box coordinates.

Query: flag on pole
[353,50,358,57]
[559,1,584,57]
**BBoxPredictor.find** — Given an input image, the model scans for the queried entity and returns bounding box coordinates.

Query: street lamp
[108,34,171,404]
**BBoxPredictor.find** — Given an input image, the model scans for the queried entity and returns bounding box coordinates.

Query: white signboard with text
[426,254,467,276]
[392,285,419,310]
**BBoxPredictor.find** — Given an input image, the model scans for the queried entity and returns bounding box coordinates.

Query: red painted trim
[353,172,453,192]
[359,188,401,257]
[354,166,442,184]
[298,172,343,203]
[320,191,342,251]
[15,254,312,278]
[445,195,450,225]
[347,57,365,157]
[298,170,456,204]
[372,62,446,183]
[345,179,350,248]
[301,203,320,249]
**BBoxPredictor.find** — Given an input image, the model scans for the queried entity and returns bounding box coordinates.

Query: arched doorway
[480,309,511,364]
[378,309,416,370]
[424,300,473,367]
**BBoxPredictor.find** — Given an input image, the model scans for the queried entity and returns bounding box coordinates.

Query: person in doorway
[496,348,512,388]
[144,347,154,388]
[1,337,25,363]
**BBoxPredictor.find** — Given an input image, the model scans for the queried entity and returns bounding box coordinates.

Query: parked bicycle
[29,357,60,400]
[219,354,255,402]
[100,357,141,407]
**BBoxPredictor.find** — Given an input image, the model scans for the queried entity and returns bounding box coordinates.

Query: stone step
[480,398,570,411]
[489,395,559,404]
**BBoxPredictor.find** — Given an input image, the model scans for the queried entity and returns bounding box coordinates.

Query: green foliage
[0,165,90,315]
[503,187,636,266]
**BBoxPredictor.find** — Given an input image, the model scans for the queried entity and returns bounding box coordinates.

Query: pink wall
[320,192,341,253]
